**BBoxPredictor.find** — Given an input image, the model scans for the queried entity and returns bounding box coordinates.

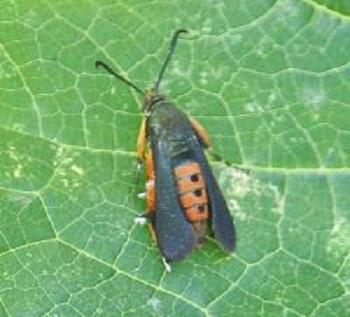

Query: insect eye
[194,189,202,197]
[191,174,199,182]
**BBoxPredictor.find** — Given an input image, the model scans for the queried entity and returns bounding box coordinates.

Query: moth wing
[151,138,196,262]
[190,135,236,252]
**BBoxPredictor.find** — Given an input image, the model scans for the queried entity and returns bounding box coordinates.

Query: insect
[96,29,235,265]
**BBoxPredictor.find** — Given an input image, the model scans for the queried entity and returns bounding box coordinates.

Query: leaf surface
[0,0,349,316]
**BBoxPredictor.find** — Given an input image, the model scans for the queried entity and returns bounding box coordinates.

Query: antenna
[154,29,188,92]
[95,60,144,95]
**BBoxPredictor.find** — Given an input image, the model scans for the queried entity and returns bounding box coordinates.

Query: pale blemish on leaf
[13,164,23,178]
[7,145,19,161]
[53,146,65,167]
[200,67,225,86]
[231,34,243,44]
[201,18,213,33]
[219,167,253,198]
[171,60,188,77]
[71,164,84,176]
[302,86,326,112]
[268,91,277,104]
[267,182,284,214]
[200,71,209,85]
[327,216,350,260]
[217,165,283,219]
[245,101,264,113]
[148,297,162,311]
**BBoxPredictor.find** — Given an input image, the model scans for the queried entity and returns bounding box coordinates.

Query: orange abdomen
[174,162,209,222]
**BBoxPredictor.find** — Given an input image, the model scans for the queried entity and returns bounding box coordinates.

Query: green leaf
[0,0,349,316]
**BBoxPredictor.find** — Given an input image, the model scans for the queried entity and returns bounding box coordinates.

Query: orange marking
[185,205,209,222]
[137,118,146,160]
[179,189,208,208]
[174,162,201,178]
[145,150,155,179]
[145,151,155,213]
[176,173,205,194]
[190,117,211,147]
[145,150,157,241]
[146,179,155,213]
[174,161,209,223]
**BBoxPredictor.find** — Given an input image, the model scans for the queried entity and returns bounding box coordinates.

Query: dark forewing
[191,136,236,252]
[151,137,196,262]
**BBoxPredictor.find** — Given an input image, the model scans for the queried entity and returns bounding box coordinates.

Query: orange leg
[190,117,211,148]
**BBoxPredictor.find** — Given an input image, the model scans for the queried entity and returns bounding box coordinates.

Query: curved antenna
[154,29,188,92]
[95,60,144,95]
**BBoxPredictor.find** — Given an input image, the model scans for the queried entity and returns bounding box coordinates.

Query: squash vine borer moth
[96,29,236,266]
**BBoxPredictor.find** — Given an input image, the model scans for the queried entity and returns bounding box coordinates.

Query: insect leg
[134,211,157,242]
[162,257,172,273]
[135,212,154,225]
